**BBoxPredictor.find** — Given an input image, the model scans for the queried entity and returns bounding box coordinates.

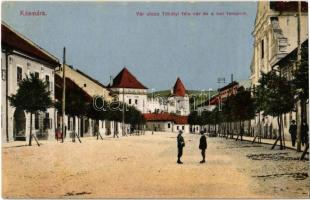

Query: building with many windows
[250,1,308,140]
[1,22,60,142]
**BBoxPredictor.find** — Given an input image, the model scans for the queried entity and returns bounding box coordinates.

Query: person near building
[289,120,297,147]
[177,130,185,164]
[301,121,309,146]
[199,130,207,163]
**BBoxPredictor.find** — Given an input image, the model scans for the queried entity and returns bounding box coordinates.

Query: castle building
[167,78,190,116]
[108,67,148,114]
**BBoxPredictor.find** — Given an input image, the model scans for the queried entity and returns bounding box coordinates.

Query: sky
[2,1,257,91]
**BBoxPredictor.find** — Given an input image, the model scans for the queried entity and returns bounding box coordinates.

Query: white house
[143,113,190,133]
[108,67,148,114]
[1,22,60,142]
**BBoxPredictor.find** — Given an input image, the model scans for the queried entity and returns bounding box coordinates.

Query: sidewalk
[222,134,307,152]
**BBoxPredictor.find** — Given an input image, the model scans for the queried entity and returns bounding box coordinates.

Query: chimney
[231,74,234,83]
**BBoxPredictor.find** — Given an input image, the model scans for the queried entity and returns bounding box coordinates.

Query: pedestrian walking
[199,130,207,163]
[301,121,309,146]
[177,130,185,164]
[289,120,297,147]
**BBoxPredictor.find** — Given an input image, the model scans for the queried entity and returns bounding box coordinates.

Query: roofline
[74,68,107,89]
[2,21,60,64]
[273,39,308,68]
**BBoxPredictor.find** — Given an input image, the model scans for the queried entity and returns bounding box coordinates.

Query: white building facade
[2,22,60,142]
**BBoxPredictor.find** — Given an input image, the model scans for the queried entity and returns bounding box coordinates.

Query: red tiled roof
[209,96,220,105]
[143,113,188,124]
[110,67,147,89]
[172,77,186,97]
[2,22,60,67]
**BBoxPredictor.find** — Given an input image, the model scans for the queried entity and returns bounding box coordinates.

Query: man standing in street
[199,130,207,163]
[289,120,297,147]
[177,130,185,164]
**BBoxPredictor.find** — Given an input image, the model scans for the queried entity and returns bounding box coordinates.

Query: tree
[55,83,90,141]
[292,43,308,151]
[125,105,145,131]
[9,74,52,146]
[256,70,295,149]
[230,88,255,140]
[220,95,235,138]
[87,96,108,139]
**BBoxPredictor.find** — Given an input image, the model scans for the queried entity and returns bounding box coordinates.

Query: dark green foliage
[230,88,255,121]
[9,74,53,146]
[292,44,308,101]
[188,111,203,125]
[9,74,52,113]
[256,71,295,117]
[55,85,89,117]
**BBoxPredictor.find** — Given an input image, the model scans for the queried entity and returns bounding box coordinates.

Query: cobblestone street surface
[2,132,309,198]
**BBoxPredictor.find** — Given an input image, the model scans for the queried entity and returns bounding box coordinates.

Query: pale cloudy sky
[2,1,257,91]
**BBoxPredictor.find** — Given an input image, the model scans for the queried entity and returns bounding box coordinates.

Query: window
[135,99,138,105]
[177,126,179,130]
[129,99,132,104]
[45,75,50,91]
[34,72,39,78]
[168,123,171,128]
[17,67,22,83]
[182,126,185,130]
[44,113,51,130]
[261,40,264,59]
[2,69,6,80]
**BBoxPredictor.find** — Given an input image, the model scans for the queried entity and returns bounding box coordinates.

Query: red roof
[209,96,220,105]
[110,67,147,89]
[143,113,188,124]
[2,22,59,67]
[172,77,186,97]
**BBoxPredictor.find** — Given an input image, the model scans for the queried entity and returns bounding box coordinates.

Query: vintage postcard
[1,1,309,199]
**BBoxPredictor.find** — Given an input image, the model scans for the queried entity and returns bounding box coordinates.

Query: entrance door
[13,108,26,141]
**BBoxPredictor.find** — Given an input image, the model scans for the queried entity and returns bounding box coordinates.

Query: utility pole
[296,1,302,152]
[62,47,66,143]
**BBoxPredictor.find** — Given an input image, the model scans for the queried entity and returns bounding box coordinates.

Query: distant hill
[147,90,218,110]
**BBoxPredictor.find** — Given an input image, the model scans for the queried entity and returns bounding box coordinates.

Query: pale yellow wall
[56,65,113,102]
[251,2,308,86]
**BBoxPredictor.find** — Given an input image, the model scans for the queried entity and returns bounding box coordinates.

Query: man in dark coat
[301,121,309,146]
[289,120,297,147]
[177,130,185,164]
[199,130,207,163]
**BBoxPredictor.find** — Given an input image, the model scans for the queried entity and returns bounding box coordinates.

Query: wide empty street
[2,132,309,198]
